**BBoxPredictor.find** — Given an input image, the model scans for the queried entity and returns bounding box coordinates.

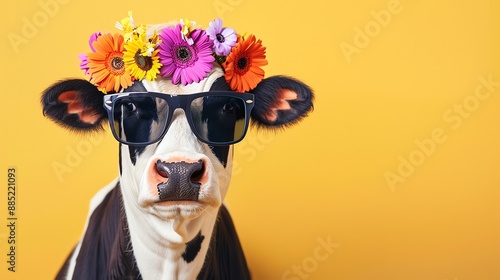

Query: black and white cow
[41,28,314,280]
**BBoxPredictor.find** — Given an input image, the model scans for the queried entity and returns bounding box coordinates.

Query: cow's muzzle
[155,159,205,201]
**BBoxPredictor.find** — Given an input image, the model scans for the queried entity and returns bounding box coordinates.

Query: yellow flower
[180,18,197,44]
[116,11,146,42]
[123,33,162,81]
[116,11,135,33]
[142,31,160,57]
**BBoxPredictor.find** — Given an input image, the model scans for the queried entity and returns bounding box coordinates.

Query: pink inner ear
[79,110,101,124]
[264,89,298,122]
[67,101,83,114]
[58,90,100,124]
[58,90,78,102]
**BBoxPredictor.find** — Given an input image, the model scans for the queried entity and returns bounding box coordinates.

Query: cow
[41,14,314,280]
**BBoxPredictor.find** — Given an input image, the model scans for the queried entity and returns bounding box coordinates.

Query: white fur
[118,66,234,279]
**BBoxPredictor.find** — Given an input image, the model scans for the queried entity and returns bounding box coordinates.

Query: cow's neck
[121,180,218,280]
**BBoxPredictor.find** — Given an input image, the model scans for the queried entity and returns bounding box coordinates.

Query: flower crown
[79,12,268,94]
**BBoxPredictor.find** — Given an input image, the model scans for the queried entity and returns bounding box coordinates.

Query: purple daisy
[206,18,237,56]
[158,24,215,85]
[79,32,102,75]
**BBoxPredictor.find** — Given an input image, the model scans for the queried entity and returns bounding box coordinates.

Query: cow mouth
[155,200,202,206]
[149,201,209,220]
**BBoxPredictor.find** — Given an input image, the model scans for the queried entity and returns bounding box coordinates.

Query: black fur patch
[128,145,141,165]
[197,205,251,280]
[123,81,148,94]
[70,183,141,280]
[209,146,229,167]
[55,245,77,280]
[182,231,205,263]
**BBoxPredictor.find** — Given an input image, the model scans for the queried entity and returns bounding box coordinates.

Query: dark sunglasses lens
[112,96,169,144]
[190,95,247,144]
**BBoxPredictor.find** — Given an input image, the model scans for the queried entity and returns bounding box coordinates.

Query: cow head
[41,15,313,278]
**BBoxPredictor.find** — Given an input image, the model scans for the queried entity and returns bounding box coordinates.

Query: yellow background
[1,0,499,279]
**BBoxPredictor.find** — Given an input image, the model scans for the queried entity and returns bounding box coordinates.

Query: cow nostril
[190,160,205,183]
[156,160,169,178]
[158,169,168,178]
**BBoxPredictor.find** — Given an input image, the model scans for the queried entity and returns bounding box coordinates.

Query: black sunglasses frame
[103,91,255,146]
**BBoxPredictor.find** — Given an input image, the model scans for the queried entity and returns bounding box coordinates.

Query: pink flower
[206,18,237,56]
[79,32,102,75]
[78,53,90,75]
[158,24,215,85]
[88,31,102,52]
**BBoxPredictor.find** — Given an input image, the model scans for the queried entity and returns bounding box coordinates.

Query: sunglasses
[103,91,255,146]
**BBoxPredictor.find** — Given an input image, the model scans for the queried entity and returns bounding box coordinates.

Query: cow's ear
[251,75,314,128]
[41,78,107,132]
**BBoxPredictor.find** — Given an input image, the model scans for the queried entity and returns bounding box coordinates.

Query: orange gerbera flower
[87,33,133,93]
[223,34,268,92]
